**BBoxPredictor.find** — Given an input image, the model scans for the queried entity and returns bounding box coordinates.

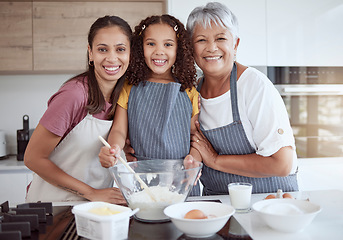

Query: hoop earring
[172,65,175,74]
[89,60,94,66]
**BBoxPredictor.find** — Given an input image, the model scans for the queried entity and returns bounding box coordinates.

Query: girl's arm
[189,113,202,162]
[99,105,128,167]
[184,113,203,171]
[24,124,125,204]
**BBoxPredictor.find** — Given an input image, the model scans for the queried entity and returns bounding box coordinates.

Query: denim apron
[127,81,200,195]
[198,64,298,195]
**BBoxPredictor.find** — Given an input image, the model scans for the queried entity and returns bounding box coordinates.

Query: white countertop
[0,155,31,172]
[189,189,343,240]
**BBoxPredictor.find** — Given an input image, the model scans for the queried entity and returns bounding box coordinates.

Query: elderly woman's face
[192,23,238,77]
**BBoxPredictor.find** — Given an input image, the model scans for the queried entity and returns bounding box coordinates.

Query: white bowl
[252,199,321,233]
[72,202,139,240]
[164,201,235,238]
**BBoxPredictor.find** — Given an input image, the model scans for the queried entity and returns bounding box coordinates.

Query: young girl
[24,16,131,204]
[99,15,200,193]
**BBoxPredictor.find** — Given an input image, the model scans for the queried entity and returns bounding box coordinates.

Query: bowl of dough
[109,159,202,222]
[252,198,322,232]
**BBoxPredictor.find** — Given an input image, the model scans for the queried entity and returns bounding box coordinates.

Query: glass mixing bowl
[109,159,203,222]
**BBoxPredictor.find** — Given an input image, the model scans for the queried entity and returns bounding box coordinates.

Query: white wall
[168,0,343,66]
[168,0,268,66]
[0,74,73,154]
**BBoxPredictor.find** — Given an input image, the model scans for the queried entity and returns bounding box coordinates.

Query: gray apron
[198,64,298,195]
[127,81,200,196]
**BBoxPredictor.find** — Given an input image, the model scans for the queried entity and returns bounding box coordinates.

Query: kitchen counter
[0,155,31,172]
[190,190,343,240]
[46,189,343,240]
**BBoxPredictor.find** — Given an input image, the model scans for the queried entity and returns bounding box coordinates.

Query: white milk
[228,183,252,211]
[128,186,185,221]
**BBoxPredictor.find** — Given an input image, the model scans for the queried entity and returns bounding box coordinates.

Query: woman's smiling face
[192,23,238,77]
[88,26,130,84]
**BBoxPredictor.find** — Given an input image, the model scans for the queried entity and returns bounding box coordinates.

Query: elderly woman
[186,2,298,195]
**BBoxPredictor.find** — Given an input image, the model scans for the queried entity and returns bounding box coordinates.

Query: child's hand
[98,144,121,168]
[183,154,202,185]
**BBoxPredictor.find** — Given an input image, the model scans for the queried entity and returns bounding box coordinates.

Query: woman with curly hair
[99,14,201,195]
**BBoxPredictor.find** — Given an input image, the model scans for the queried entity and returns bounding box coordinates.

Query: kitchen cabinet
[33,1,164,71]
[0,2,33,71]
[0,0,166,73]
[0,158,33,205]
[266,0,343,66]
[0,171,32,206]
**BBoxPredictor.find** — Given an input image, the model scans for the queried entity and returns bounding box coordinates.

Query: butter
[88,207,121,216]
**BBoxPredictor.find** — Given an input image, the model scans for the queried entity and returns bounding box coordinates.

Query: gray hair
[186,2,239,42]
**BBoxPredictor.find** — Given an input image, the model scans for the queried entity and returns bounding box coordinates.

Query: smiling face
[88,26,130,85]
[192,23,239,78]
[143,23,177,80]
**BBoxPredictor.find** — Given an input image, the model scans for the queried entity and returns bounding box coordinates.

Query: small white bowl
[164,201,235,238]
[252,199,321,233]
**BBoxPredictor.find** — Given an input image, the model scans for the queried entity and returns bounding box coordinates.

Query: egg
[283,193,294,199]
[184,209,208,219]
[265,194,276,199]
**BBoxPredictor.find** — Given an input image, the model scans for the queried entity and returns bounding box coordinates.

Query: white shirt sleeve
[239,68,298,173]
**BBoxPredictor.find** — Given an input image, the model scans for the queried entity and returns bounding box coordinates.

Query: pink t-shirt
[40,76,112,140]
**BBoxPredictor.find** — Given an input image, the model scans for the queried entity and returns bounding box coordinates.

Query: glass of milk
[228,182,252,213]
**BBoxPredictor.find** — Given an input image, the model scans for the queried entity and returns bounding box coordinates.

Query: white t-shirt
[199,67,298,174]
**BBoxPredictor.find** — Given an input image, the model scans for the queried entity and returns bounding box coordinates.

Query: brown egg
[283,193,294,199]
[265,194,276,199]
[184,209,207,219]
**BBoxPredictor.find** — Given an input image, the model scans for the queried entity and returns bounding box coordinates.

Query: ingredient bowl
[72,201,138,240]
[252,198,321,232]
[109,159,203,222]
[164,201,235,238]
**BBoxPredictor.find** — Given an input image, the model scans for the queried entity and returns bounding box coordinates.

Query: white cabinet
[266,0,343,66]
[0,172,32,206]
[0,159,32,206]
[168,0,267,66]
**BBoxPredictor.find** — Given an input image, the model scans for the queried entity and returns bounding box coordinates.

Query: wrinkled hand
[98,144,121,168]
[190,121,218,168]
[86,187,126,205]
[123,139,137,162]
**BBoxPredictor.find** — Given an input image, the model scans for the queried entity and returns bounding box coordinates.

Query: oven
[268,66,343,158]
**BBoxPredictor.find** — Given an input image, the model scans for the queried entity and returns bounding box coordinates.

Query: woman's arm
[191,121,293,178]
[24,124,125,204]
[99,105,128,167]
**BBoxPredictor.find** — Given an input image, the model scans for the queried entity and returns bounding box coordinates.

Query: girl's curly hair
[126,14,197,91]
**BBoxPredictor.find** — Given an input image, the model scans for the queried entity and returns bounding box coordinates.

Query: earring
[172,65,175,74]
[89,60,94,66]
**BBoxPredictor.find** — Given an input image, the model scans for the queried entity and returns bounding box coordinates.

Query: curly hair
[126,14,197,91]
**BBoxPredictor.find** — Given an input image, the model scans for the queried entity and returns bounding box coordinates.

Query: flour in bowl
[128,186,185,221]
